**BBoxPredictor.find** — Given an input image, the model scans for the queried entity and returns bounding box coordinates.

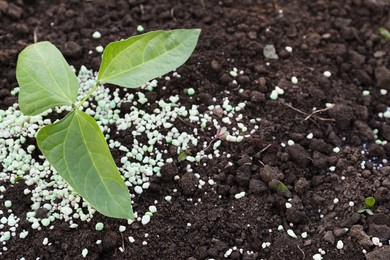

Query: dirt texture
[1,0,390,259]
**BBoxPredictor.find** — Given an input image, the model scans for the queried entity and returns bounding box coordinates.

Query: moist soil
[1,0,390,259]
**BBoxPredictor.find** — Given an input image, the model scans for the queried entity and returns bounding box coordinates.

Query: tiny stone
[92,31,101,39]
[336,240,344,250]
[380,89,387,95]
[4,200,12,208]
[301,232,308,238]
[137,25,144,32]
[134,186,143,194]
[291,76,298,84]
[43,237,49,245]
[349,201,354,207]
[333,198,339,204]
[41,218,50,227]
[95,222,104,231]
[372,237,380,245]
[285,46,293,52]
[270,90,279,100]
[234,191,246,199]
[82,248,88,258]
[307,133,314,139]
[129,236,135,243]
[141,215,151,225]
[285,202,292,208]
[323,71,331,77]
[96,46,104,53]
[287,229,297,238]
[287,140,295,146]
[119,225,126,232]
[148,205,157,213]
[187,88,195,96]
[61,206,73,216]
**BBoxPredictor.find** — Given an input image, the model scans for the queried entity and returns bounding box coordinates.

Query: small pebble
[336,240,344,250]
[287,229,297,239]
[291,76,298,84]
[96,46,104,53]
[287,140,295,146]
[119,225,126,232]
[92,31,101,39]
[141,215,151,225]
[95,222,104,231]
[187,88,195,96]
[234,191,246,199]
[323,71,331,77]
[82,248,88,257]
[137,25,144,32]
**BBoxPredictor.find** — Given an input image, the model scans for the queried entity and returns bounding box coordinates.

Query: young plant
[379,27,390,41]
[357,196,376,215]
[16,29,201,219]
[202,126,229,152]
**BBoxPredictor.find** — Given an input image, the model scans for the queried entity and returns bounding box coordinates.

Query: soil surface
[1,0,390,259]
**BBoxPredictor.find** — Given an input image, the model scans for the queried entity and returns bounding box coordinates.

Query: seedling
[16,29,201,219]
[379,27,390,41]
[268,179,292,198]
[357,196,376,215]
[202,126,229,151]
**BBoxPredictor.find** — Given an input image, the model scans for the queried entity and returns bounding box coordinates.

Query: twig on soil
[297,244,305,259]
[177,116,197,128]
[120,233,125,251]
[282,102,335,122]
[33,28,38,43]
[170,8,176,21]
[256,143,271,167]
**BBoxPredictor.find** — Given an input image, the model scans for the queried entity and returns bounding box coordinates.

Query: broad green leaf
[16,41,78,115]
[98,29,201,87]
[37,110,133,219]
[365,196,376,208]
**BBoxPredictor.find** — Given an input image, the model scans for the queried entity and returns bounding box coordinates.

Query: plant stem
[76,81,100,110]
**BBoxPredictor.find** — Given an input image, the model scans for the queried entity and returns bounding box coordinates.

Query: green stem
[76,81,100,110]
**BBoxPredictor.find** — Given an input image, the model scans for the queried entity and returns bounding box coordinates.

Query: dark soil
[1,0,390,259]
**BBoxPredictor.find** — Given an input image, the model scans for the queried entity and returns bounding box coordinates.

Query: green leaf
[365,196,376,208]
[357,209,366,214]
[178,151,188,162]
[277,181,292,198]
[37,110,132,219]
[16,41,78,115]
[98,29,201,87]
[379,27,390,41]
[268,179,292,198]
[365,209,374,215]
